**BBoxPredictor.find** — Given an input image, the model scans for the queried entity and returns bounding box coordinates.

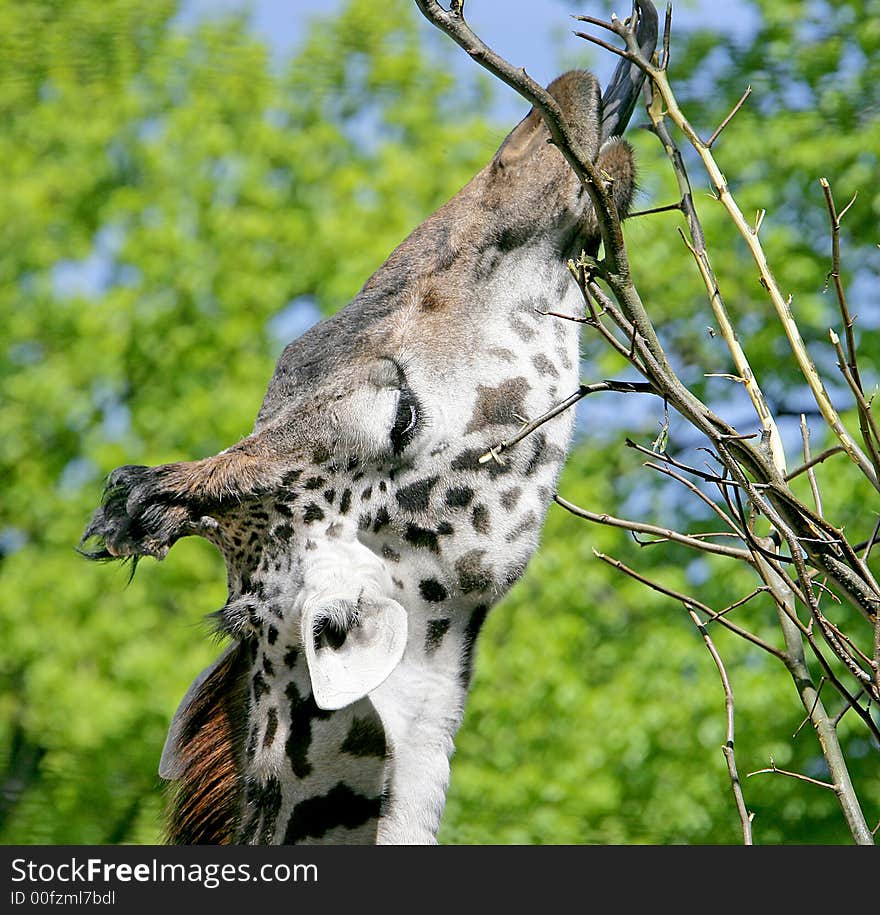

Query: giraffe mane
[164,641,250,845]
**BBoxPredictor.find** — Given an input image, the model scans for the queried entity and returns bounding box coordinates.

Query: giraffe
[81,4,657,845]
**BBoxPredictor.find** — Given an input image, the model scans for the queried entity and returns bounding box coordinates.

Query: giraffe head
[81,3,657,845]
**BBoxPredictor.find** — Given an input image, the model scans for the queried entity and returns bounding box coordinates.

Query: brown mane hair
[164,642,250,844]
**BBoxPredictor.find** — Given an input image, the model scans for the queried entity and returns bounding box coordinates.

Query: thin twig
[573,29,636,64]
[566,269,646,366]
[783,446,846,482]
[633,529,743,544]
[821,178,862,392]
[799,414,823,516]
[746,762,835,791]
[860,517,880,562]
[479,381,657,464]
[593,549,784,660]
[660,1,672,70]
[627,439,757,491]
[753,208,766,235]
[687,608,753,844]
[642,461,745,535]
[627,200,683,219]
[704,85,752,148]
[712,587,772,622]
[555,496,753,561]
[793,677,826,739]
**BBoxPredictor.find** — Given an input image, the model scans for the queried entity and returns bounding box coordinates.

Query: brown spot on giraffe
[464,376,531,435]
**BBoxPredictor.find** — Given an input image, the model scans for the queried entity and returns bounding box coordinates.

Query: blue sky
[178,1,758,120]
[177,0,625,84]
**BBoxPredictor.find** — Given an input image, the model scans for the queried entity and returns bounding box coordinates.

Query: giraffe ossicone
[81,3,658,845]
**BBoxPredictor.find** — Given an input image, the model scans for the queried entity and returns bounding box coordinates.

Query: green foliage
[0,0,496,844]
[1,0,877,845]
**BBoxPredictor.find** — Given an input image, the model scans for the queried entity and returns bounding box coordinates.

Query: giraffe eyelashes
[400,405,417,436]
[357,356,421,457]
[390,384,421,455]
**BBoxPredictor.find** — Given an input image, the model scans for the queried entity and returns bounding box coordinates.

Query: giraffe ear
[495,70,601,168]
[302,596,407,711]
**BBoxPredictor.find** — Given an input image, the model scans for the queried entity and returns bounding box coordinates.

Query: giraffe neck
[370,601,480,844]
[240,622,470,844]
[240,637,389,844]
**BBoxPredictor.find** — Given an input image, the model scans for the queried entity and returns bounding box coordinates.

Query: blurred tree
[1,0,877,844]
[0,0,496,843]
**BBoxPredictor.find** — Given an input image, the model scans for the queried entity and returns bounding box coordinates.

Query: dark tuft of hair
[163,642,250,845]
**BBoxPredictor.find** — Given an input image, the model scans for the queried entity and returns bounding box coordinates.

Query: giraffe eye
[390,385,420,455]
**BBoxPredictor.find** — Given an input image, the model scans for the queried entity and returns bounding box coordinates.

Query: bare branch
[793,677,826,738]
[646,64,879,489]
[480,381,657,465]
[564,266,647,367]
[571,11,622,31]
[555,495,753,561]
[572,30,637,65]
[784,445,846,482]
[650,93,787,470]
[414,0,630,271]
[714,587,772,621]
[860,517,880,562]
[799,415,823,516]
[627,201,684,219]
[821,178,862,392]
[627,440,755,491]
[746,762,835,791]
[687,609,753,844]
[642,461,745,535]
[593,549,785,660]
[660,1,672,70]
